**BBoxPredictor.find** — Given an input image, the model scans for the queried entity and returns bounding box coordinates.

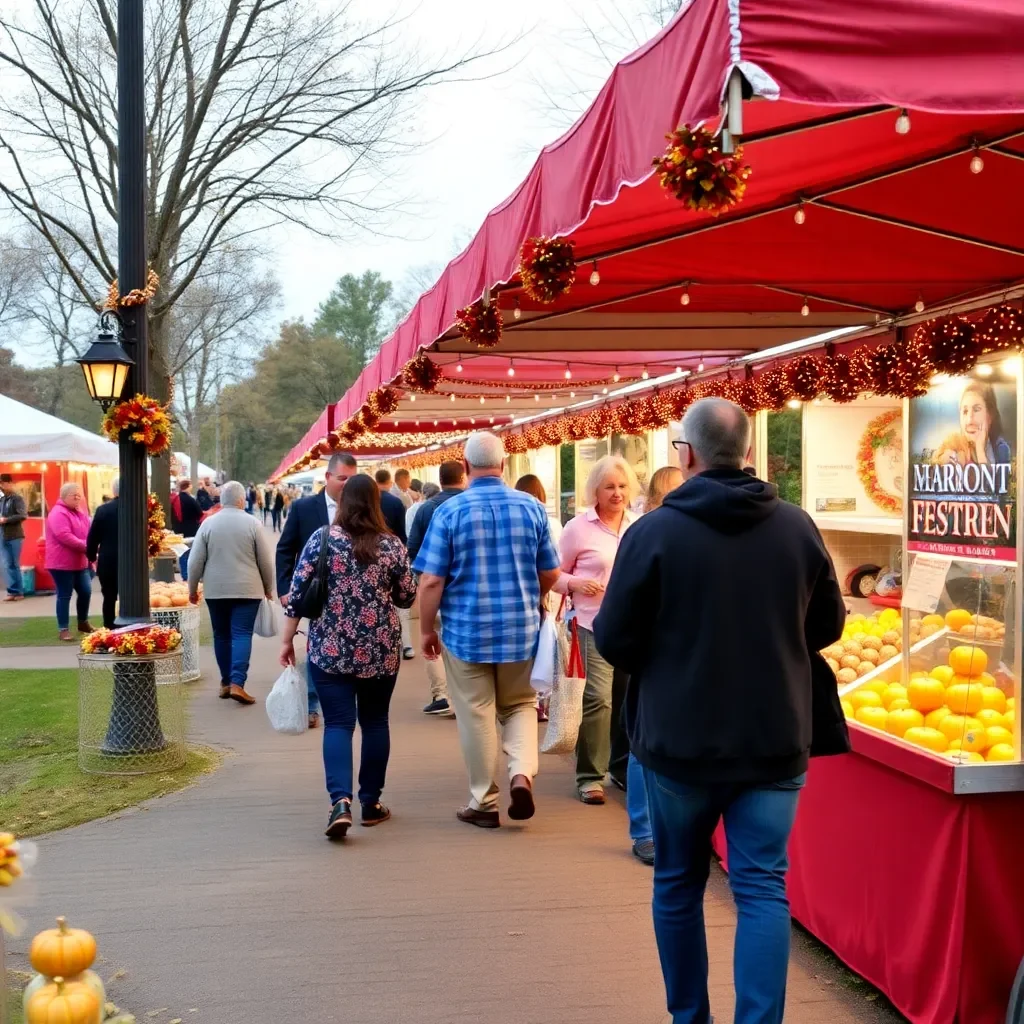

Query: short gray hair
[422,482,440,500]
[59,482,82,502]
[463,431,504,469]
[111,477,120,497]
[681,398,751,469]
[220,480,246,508]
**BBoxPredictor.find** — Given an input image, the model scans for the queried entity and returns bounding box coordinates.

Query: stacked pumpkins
[821,608,904,684]
[23,917,105,1023]
[842,644,1016,763]
[149,581,198,607]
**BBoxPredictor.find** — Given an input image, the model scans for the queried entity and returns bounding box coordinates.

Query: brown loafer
[508,774,535,821]
[3,594,24,602]
[58,629,74,642]
[218,685,231,699]
[77,621,95,634]
[456,805,500,829]
[228,685,256,705]
[579,788,606,805]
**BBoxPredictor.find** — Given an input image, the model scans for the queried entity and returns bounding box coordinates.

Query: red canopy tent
[272,0,1024,478]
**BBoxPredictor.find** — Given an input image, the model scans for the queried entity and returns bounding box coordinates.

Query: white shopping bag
[530,615,558,692]
[265,665,308,735]
[254,598,279,638]
[540,618,586,755]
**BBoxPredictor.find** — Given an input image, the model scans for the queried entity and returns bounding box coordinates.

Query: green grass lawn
[0,612,213,648]
[0,669,218,838]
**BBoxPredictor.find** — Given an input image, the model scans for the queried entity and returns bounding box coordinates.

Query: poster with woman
[907,370,1017,562]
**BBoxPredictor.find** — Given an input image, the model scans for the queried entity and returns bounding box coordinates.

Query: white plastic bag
[265,665,308,735]
[254,598,278,638]
[540,619,586,755]
[530,615,558,692]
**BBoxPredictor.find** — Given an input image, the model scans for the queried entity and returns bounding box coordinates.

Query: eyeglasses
[671,440,691,453]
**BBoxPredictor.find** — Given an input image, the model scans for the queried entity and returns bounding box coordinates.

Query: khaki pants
[442,648,538,812]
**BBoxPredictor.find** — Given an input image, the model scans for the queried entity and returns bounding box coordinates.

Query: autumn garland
[102,394,172,455]
[101,268,160,310]
[519,237,576,304]
[147,493,165,557]
[856,409,903,515]
[454,298,502,349]
[653,125,751,216]
[80,624,182,656]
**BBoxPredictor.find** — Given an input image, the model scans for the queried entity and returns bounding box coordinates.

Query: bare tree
[0,0,506,498]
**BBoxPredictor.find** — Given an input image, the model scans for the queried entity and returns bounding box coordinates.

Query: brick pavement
[5,610,906,1022]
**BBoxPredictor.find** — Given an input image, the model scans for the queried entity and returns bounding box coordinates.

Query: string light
[612,367,621,382]
[534,394,539,402]
[414,419,420,426]
[433,419,438,425]
[895,109,911,135]
[564,364,572,380]
[794,200,806,225]
[507,359,515,377]
[801,298,810,317]
[641,367,649,380]
[915,295,925,313]
[506,395,511,403]
[450,393,456,402]
[569,391,576,398]
[602,387,608,394]
[680,283,691,306]
[675,366,682,374]
[470,417,475,424]
[455,363,463,373]
[589,261,600,286]
[697,357,705,372]
[976,363,994,377]
[970,143,984,174]
[479,396,485,404]
[488,417,494,423]
[786,399,802,409]
[513,297,522,320]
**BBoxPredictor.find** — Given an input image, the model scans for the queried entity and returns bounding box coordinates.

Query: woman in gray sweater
[188,480,275,704]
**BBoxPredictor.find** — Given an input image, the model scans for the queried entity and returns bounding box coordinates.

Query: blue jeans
[178,550,189,581]
[51,568,92,629]
[206,598,260,687]
[309,662,397,806]
[644,767,806,1024]
[1,537,23,596]
[304,659,320,715]
[627,753,652,842]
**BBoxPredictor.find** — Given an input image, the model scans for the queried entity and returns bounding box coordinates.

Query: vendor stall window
[766,408,802,506]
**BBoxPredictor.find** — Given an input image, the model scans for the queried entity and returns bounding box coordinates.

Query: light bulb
[786,399,802,410]
[794,204,806,225]
[801,299,810,317]
[680,288,690,306]
[488,417,494,423]
[589,261,600,286]
[506,395,511,403]
[456,362,463,373]
[612,368,621,382]
[513,298,522,320]
[479,396,485,404]
[507,362,515,377]
[470,418,475,424]
[641,368,649,380]
[414,419,420,426]
[534,394,539,402]
[970,151,984,174]
[433,419,438,426]
[409,393,415,402]
[976,363,994,377]
[564,366,572,379]
[915,297,925,313]
[450,393,455,402]
[602,387,608,394]
[697,359,705,372]
[895,109,911,135]
[569,391,576,398]
[675,366,682,374]
[452,419,457,426]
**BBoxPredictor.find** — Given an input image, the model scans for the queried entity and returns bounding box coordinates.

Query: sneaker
[423,698,451,715]
[361,802,391,827]
[325,799,352,838]
[632,838,655,865]
[402,646,415,660]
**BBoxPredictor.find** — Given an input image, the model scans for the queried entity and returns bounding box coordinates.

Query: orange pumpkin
[25,976,100,1024]
[980,686,1007,714]
[948,645,988,678]
[885,708,924,738]
[940,715,988,752]
[29,917,97,978]
[925,707,953,729]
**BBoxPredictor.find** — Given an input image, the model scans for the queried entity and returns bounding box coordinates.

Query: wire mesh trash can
[151,605,201,682]
[78,650,186,775]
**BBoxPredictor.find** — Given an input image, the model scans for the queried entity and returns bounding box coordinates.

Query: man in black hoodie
[593,397,846,1024]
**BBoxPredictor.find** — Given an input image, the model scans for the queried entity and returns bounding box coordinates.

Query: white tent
[172,451,217,481]
[0,394,118,465]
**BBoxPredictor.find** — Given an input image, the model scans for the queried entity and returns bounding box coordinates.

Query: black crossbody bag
[292,526,331,620]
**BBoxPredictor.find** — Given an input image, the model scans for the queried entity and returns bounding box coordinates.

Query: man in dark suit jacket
[86,481,119,628]
[276,452,359,727]
[374,471,408,546]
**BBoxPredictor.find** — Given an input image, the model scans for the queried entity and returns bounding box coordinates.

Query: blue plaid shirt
[412,476,560,664]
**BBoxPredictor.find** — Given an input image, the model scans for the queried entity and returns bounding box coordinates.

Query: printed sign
[907,371,1017,562]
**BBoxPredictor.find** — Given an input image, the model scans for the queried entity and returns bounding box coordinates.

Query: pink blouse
[554,507,636,630]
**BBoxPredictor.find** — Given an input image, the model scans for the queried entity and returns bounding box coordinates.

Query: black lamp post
[76,311,134,409]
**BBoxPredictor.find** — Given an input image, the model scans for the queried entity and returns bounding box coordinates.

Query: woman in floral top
[280,474,416,839]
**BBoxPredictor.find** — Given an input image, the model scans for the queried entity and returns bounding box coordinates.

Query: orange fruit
[863,680,889,696]
[986,726,1013,748]
[948,645,988,678]
[881,684,907,709]
[1004,709,1016,728]
[922,614,945,628]
[945,608,973,631]
[929,665,955,685]
[907,676,947,713]
[976,708,1007,729]
[841,699,854,719]
[885,708,924,738]
[987,743,1015,762]
[978,671,997,688]
[856,706,889,730]
[904,727,948,753]
[888,698,911,711]
[1007,697,1016,712]
[946,750,985,763]
[939,714,984,743]
[925,707,953,729]
[980,687,1007,714]
[850,689,883,711]
[946,682,984,715]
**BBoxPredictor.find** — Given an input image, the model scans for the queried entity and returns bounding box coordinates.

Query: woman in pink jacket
[45,482,94,641]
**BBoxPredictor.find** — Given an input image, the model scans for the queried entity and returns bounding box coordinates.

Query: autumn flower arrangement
[80,624,182,657]
[102,394,172,455]
[454,298,503,349]
[653,124,751,215]
[519,237,576,304]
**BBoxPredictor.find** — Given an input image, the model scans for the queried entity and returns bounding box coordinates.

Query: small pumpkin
[26,975,101,1024]
[30,917,97,978]
[21,971,104,1015]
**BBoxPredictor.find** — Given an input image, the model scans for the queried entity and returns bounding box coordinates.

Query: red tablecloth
[714,748,1024,1024]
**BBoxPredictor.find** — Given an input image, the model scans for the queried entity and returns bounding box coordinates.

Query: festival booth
[170,452,217,484]
[269,3,1024,1020]
[0,395,118,592]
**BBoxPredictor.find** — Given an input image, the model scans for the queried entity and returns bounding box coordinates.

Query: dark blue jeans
[308,662,397,806]
[206,597,260,687]
[643,767,806,1024]
[51,568,92,630]
[2,537,23,596]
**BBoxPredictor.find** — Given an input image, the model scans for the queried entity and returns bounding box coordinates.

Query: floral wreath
[519,237,576,304]
[653,124,751,216]
[81,624,182,656]
[857,409,902,515]
[102,394,172,455]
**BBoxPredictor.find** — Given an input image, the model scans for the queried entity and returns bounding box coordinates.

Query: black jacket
[196,487,213,512]
[0,489,27,541]
[86,497,119,577]
[172,491,203,538]
[593,469,847,786]
[379,488,407,546]
[407,487,462,563]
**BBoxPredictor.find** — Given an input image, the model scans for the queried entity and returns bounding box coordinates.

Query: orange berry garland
[519,237,577,304]
[102,393,172,456]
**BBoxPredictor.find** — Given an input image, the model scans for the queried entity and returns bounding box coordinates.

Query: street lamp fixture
[76,311,134,409]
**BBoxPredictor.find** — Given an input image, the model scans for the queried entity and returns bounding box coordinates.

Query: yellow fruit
[841,700,854,719]
[1007,697,1016,712]
[881,684,907,709]
[930,665,955,685]
[922,614,945,628]
[925,707,953,729]
[885,708,924,738]
[849,690,883,711]
[986,726,1013,748]
[903,727,948,753]
[976,709,1007,729]
[945,608,972,631]
[907,676,947,713]
[946,681,984,715]
[939,714,982,742]
[856,706,889,730]
[987,743,1016,762]
[863,680,888,695]
[946,750,985,763]
[1005,709,1016,729]
[888,698,911,711]
[949,645,988,678]
[980,687,1007,714]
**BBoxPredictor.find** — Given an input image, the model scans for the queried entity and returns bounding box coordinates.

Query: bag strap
[314,525,331,582]
[566,617,586,678]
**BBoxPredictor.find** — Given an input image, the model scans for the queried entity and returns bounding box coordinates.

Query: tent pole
[722,68,745,154]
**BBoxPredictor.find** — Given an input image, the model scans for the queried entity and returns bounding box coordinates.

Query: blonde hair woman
[553,455,640,803]
[646,465,683,512]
